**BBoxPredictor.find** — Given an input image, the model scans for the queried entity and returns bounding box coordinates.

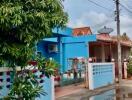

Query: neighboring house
[37,27,116,98]
[73,26,132,79]
[37,27,96,78]
[73,27,92,36]
[37,26,131,81]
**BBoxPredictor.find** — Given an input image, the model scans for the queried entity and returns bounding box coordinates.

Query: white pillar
[51,76,55,100]
[123,61,128,79]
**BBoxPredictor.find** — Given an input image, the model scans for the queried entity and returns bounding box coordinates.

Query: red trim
[32,69,38,73]
[28,61,37,66]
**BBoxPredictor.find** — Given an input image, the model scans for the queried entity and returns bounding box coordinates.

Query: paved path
[56,80,132,100]
[55,84,85,98]
[56,84,115,100]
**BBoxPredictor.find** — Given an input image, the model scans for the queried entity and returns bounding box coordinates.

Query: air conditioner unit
[48,44,58,53]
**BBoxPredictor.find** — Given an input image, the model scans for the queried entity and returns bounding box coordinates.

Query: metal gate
[60,58,86,86]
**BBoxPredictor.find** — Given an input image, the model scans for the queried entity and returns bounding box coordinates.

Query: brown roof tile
[73,27,92,36]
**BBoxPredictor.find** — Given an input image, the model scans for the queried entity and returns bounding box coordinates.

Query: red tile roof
[73,27,92,36]
[73,27,132,47]
[97,33,132,47]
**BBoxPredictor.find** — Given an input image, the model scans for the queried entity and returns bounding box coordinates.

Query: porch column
[58,37,63,73]
[101,43,105,62]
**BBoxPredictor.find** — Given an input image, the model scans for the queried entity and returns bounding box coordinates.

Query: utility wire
[87,0,113,11]
[119,3,132,14]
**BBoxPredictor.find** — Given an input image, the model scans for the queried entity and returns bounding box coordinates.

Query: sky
[63,0,132,38]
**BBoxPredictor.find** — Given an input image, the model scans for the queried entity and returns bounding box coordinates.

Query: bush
[127,57,132,76]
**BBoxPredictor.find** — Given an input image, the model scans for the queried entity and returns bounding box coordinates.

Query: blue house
[0,27,115,100]
[37,27,96,74]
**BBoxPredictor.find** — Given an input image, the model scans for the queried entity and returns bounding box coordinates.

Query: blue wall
[37,27,97,73]
[63,42,89,72]
[93,64,114,89]
[63,43,88,58]
[37,41,60,62]
[52,27,72,37]
[0,72,11,98]
[62,35,96,43]
[89,63,115,90]
[37,41,48,57]
[0,70,53,100]
[36,75,53,100]
[37,40,90,73]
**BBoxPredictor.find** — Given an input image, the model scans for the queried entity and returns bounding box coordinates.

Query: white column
[51,76,55,100]
[124,62,128,79]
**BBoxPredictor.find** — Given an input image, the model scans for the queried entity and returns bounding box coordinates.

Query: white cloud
[119,15,132,38]
[67,11,132,39]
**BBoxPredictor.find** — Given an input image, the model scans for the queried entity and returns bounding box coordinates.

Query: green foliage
[0,0,68,67]
[36,57,59,77]
[4,70,46,100]
[0,0,67,99]
[127,56,132,76]
[4,57,59,100]
[121,32,130,41]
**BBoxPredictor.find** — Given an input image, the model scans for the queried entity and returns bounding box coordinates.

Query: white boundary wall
[0,67,54,100]
[88,63,115,90]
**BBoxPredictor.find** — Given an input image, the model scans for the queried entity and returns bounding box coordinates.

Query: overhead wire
[119,3,132,14]
[87,0,113,11]
[86,0,115,33]
[88,0,132,34]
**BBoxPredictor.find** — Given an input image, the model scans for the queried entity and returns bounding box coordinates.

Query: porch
[89,40,131,79]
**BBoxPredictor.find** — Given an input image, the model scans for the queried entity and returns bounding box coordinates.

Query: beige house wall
[89,43,131,62]
[121,46,130,61]
[111,45,130,62]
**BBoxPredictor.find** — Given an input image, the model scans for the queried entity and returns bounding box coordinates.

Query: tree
[121,32,130,41]
[0,0,67,99]
[111,33,130,41]
[4,57,59,100]
[0,0,68,67]
[127,53,132,77]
